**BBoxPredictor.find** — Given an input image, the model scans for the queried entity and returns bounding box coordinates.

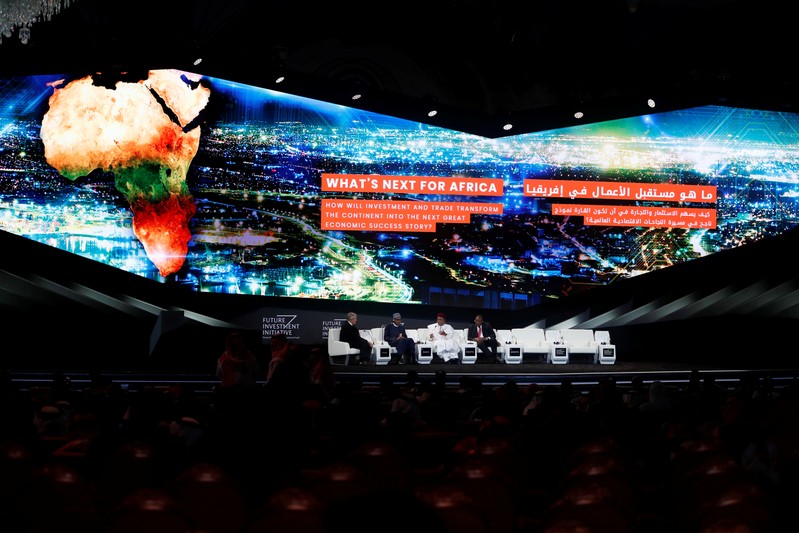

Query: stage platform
[326,360,799,388]
[8,360,799,395]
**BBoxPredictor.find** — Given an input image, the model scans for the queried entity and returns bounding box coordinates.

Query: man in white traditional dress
[426,312,460,363]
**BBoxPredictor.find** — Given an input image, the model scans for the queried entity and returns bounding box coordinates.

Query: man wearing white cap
[384,312,416,364]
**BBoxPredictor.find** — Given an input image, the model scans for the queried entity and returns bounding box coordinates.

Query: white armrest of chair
[370,327,388,346]
[418,327,433,343]
[328,339,353,357]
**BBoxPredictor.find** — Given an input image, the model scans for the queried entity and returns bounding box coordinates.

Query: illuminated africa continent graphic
[40,69,211,276]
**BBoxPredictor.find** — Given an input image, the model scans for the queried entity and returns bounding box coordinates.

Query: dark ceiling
[1,0,795,136]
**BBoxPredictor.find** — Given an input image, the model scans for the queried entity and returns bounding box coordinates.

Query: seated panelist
[340,311,372,365]
[426,312,459,363]
[384,312,416,364]
[467,314,500,363]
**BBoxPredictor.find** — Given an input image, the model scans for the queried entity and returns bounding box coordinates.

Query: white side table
[416,343,433,364]
[501,343,522,364]
[550,344,569,364]
[598,343,616,364]
[372,344,392,365]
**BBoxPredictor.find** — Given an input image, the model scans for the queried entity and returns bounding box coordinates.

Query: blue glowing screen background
[2,70,799,310]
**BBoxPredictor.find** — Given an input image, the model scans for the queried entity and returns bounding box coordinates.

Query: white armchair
[559,328,598,364]
[370,327,386,347]
[495,329,514,345]
[511,328,553,363]
[418,326,434,344]
[496,329,522,364]
[327,327,360,365]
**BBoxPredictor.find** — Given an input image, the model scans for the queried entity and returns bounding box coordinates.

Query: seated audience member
[309,345,336,403]
[425,313,460,363]
[467,314,500,363]
[266,333,292,383]
[216,331,259,387]
[384,312,416,364]
[265,336,310,402]
[340,311,373,365]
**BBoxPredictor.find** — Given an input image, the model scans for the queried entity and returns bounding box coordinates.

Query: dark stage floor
[328,360,799,387]
[8,359,799,395]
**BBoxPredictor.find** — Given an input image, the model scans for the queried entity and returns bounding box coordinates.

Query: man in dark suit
[467,314,500,363]
[340,311,373,365]
[384,312,416,364]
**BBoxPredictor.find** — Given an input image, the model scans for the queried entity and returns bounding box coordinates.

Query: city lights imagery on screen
[2,69,799,309]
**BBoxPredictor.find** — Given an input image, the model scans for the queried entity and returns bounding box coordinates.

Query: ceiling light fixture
[574,111,584,119]
[0,0,76,45]
[647,98,656,108]
[270,62,286,84]
[421,95,439,119]
[503,123,513,131]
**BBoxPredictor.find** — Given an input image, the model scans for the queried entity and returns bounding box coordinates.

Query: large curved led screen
[1,70,798,309]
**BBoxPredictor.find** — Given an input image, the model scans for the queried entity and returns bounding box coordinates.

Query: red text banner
[322,173,504,196]
[525,179,717,203]
[553,204,717,229]
[321,199,504,232]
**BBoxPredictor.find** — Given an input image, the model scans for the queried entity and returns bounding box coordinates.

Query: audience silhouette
[2,364,799,532]
[216,331,259,388]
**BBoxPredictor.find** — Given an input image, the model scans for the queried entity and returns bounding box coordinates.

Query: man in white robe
[425,312,460,363]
